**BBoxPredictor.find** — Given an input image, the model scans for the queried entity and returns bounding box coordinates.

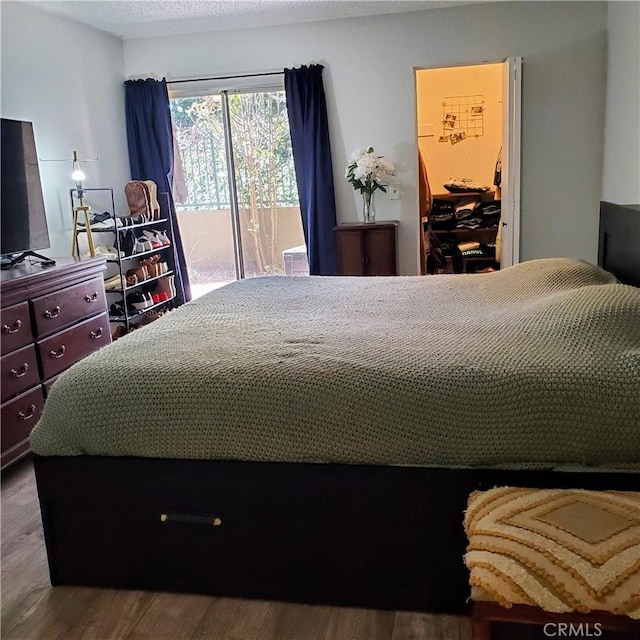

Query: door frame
[169,80,301,283]
[501,56,522,266]
[414,58,522,271]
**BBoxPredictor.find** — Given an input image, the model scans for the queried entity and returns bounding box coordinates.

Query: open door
[416,59,521,274]
[499,56,522,267]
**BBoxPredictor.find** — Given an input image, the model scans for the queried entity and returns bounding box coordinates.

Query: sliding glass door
[170,87,307,298]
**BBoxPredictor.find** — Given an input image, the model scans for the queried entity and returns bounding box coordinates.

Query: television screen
[1,118,50,256]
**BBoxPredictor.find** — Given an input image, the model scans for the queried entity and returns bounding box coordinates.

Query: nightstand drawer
[1,302,32,355]
[1,386,44,452]
[1,344,40,403]
[37,313,110,380]
[32,277,107,337]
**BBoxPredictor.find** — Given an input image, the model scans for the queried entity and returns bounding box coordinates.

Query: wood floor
[1,459,474,640]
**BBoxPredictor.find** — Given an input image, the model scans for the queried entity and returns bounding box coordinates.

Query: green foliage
[170,91,300,273]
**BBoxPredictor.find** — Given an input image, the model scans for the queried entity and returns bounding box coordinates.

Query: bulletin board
[440,95,484,144]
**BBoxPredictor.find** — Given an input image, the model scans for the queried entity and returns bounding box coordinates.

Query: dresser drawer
[1,344,40,403]
[32,278,107,338]
[37,313,110,380]
[1,302,32,355]
[1,386,44,453]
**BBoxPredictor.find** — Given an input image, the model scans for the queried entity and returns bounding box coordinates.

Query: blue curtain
[124,78,191,303]
[284,65,337,276]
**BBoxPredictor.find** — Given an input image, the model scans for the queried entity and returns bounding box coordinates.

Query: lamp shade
[71,150,85,195]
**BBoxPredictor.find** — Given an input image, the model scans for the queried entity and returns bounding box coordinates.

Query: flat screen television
[1,118,55,269]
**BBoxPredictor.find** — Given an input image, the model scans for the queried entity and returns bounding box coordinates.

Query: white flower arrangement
[345,147,396,195]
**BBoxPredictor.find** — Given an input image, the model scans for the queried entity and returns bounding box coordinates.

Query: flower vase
[362,191,376,223]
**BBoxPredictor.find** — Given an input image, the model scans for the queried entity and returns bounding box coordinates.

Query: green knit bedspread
[30,258,640,468]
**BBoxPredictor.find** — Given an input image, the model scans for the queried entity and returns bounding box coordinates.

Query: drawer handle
[18,404,37,421]
[10,363,29,378]
[84,292,99,303]
[49,345,66,359]
[2,319,22,334]
[43,306,61,319]
[89,327,103,340]
[160,513,222,527]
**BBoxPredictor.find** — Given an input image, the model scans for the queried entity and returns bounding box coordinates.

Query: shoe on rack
[154,275,176,300]
[139,254,164,277]
[132,237,153,254]
[85,245,123,259]
[121,213,145,226]
[110,302,125,317]
[76,211,111,227]
[103,274,126,291]
[91,217,123,230]
[141,230,163,249]
[152,229,171,246]
[151,292,170,304]
[147,263,162,278]
[120,230,135,257]
[143,180,160,220]
[151,261,169,277]
[139,254,161,266]
[127,265,149,282]
[104,245,124,259]
[125,181,152,220]
[127,291,153,311]
[141,291,154,307]
[140,183,154,221]
[112,325,127,341]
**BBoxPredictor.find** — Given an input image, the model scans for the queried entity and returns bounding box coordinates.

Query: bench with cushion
[464,487,640,639]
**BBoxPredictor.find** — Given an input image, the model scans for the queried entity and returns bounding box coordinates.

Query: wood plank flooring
[1,459,473,640]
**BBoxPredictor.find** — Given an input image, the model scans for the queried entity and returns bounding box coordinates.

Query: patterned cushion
[464,487,640,618]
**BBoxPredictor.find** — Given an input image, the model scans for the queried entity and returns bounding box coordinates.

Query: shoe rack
[75,189,181,337]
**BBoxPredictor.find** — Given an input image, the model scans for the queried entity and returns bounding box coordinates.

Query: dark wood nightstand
[334,220,399,276]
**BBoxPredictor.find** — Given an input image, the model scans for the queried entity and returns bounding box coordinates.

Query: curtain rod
[167,71,284,85]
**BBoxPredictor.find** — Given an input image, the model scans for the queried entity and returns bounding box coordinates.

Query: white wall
[602,1,640,204]
[125,1,608,274]
[1,1,130,258]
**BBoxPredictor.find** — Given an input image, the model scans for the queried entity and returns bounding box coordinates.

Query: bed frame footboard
[33,455,637,614]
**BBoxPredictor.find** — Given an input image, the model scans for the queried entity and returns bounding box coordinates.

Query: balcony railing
[174,126,299,211]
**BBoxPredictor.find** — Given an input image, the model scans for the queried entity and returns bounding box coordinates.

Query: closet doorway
[416,58,521,275]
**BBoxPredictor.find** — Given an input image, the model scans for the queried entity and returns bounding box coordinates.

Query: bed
[31,203,640,614]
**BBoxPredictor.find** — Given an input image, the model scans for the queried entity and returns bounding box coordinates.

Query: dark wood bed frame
[32,202,640,615]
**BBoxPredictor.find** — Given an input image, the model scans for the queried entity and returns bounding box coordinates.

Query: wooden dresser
[334,221,399,276]
[1,257,110,470]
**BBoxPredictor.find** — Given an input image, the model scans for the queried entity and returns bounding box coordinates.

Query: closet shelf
[433,191,496,202]
[429,228,498,235]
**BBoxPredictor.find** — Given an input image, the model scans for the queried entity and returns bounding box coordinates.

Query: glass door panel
[171,88,308,299]
[171,95,237,298]
[227,90,307,278]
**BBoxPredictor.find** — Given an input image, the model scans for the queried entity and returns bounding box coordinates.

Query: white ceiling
[29,0,477,39]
